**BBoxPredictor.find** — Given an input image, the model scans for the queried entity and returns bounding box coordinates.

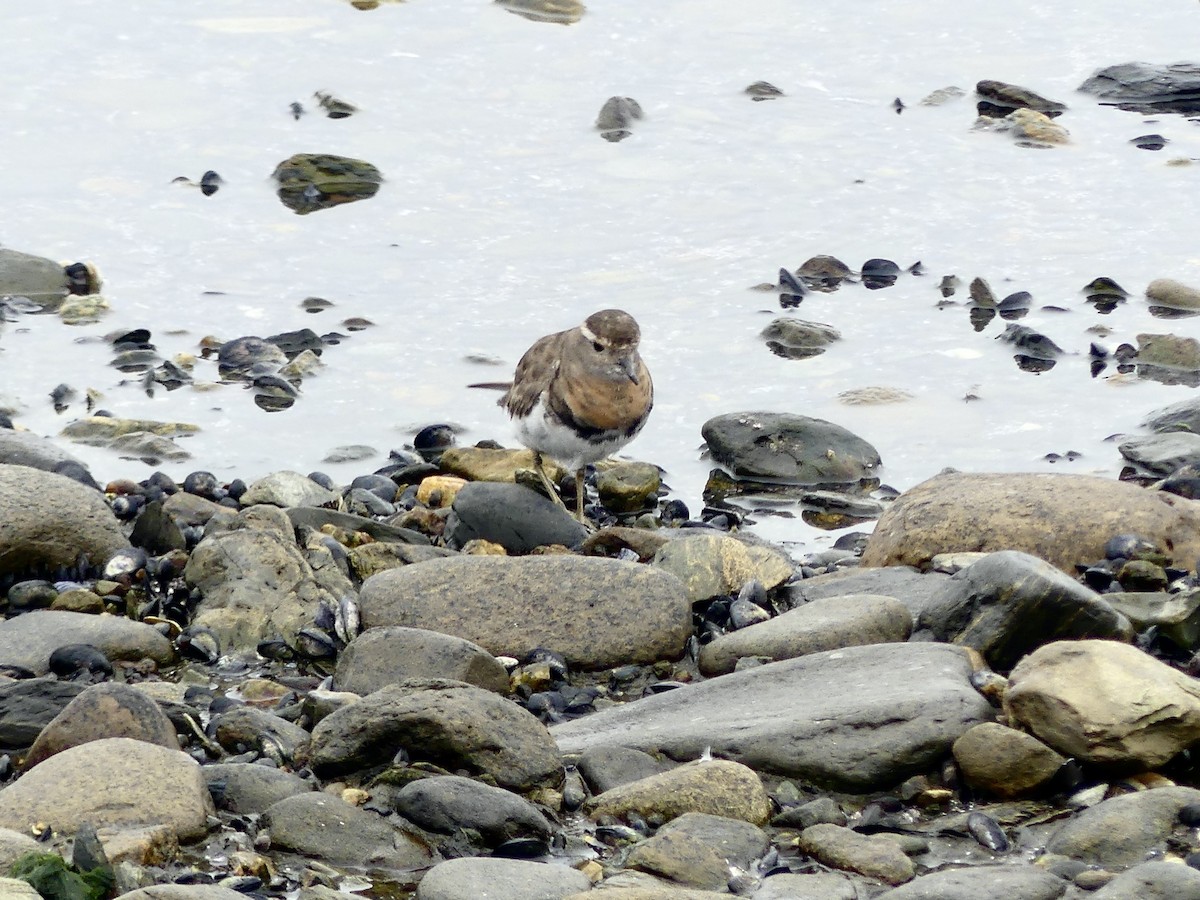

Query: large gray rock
[307,679,561,790]
[753,873,858,899]
[917,551,1133,671]
[701,412,881,483]
[416,857,591,900]
[0,737,213,840]
[0,430,87,473]
[359,555,689,670]
[115,888,257,900]
[184,526,338,653]
[24,681,180,769]
[797,824,914,886]
[392,775,552,848]
[1079,62,1200,114]
[0,611,175,676]
[698,593,912,676]
[861,471,1200,574]
[1144,395,1200,435]
[263,792,432,870]
[1045,785,1200,866]
[0,463,129,579]
[0,678,85,751]
[239,471,339,508]
[1091,860,1200,899]
[444,482,589,553]
[785,566,947,621]
[1005,640,1200,768]
[553,643,994,792]
[201,762,314,814]
[335,626,509,695]
[876,865,1068,899]
[1118,432,1200,476]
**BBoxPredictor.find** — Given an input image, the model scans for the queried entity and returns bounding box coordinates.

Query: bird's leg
[575,468,586,522]
[533,451,568,510]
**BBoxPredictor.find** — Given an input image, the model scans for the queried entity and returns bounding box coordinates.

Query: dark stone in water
[996,323,1063,360]
[266,327,323,358]
[413,424,456,461]
[52,460,101,491]
[1079,62,1200,115]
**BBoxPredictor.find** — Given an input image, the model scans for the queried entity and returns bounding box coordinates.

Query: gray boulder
[1091,860,1200,899]
[307,679,560,790]
[1119,432,1200,476]
[335,626,509,695]
[0,679,85,751]
[785,566,947,621]
[876,866,1068,899]
[263,792,432,870]
[917,551,1133,671]
[1079,62,1200,115]
[1144,395,1200,435]
[359,555,689,670]
[0,611,174,676]
[201,762,314,814]
[0,463,129,579]
[239,471,339,508]
[416,857,591,900]
[0,430,88,473]
[392,775,552,848]
[861,471,1200,574]
[1045,785,1200,866]
[553,643,993,792]
[701,412,881,483]
[698,593,912,676]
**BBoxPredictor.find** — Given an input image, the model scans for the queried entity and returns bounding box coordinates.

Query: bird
[498,308,653,521]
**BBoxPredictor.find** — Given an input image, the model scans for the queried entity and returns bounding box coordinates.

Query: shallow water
[4,0,1200,551]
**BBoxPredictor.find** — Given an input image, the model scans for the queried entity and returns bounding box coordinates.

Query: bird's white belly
[514,397,636,472]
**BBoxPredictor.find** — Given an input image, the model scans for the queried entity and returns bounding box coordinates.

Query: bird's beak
[620,355,639,384]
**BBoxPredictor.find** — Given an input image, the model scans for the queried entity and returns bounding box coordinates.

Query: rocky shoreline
[5,402,1200,900]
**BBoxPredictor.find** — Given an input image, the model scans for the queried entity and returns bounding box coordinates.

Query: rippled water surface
[4,0,1200,549]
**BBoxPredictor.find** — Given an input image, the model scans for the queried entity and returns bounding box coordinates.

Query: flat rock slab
[0,610,175,675]
[359,555,690,670]
[416,857,592,900]
[698,593,912,676]
[0,463,129,579]
[1045,785,1200,867]
[785,566,948,621]
[0,737,213,840]
[553,642,993,793]
[861,471,1200,574]
[876,865,1068,899]
[263,791,432,872]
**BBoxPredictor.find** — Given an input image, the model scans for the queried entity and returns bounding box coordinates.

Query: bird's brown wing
[499,330,565,418]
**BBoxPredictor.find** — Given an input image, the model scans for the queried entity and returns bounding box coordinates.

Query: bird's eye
[592,341,603,352]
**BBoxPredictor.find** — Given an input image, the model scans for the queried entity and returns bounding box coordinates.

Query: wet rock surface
[7,444,1200,897]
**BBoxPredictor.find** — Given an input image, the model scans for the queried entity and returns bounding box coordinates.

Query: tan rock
[652,532,795,603]
[0,738,213,840]
[952,722,1066,798]
[439,446,566,483]
[1006,640,1200,767]
[861,472,1200,574]
[586,759,771,826]
[797,823,914,885]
